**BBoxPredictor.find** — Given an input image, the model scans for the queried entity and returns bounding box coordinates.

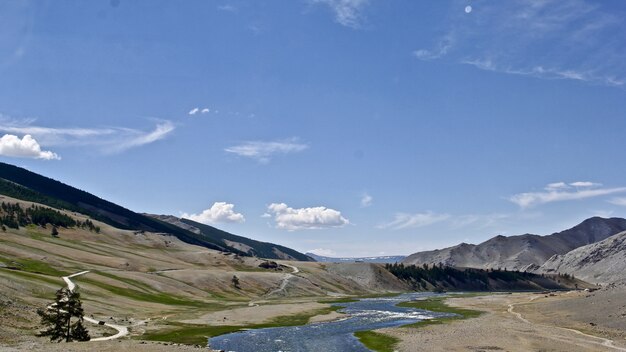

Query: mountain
[306,252,405,263]
[0,162,310,261]
[149,215,313,261]
[402,217,626,271]
[539,230,626,284]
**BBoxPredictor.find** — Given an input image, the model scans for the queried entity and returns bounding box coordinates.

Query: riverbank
[381,290,626,352]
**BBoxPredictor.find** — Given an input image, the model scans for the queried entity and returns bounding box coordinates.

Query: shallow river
[208,292,453,352]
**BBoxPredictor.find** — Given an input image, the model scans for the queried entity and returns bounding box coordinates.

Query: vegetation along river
[208,292,452,351]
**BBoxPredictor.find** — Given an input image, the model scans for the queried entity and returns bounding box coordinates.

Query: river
[208,292,453,352]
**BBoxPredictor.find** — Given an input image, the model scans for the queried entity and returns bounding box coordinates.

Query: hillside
[403,217,626,271]
[0,195,408,346]
[385,263,587,292]
[539,230,626,284]
[306,252,405,263]
[0,162,310,261]
[149,215,313,261]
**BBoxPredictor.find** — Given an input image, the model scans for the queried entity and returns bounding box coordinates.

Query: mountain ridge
[402,217,626,271]
[0,161,311,261]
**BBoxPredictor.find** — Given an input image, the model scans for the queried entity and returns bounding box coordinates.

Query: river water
[208,292,453,352]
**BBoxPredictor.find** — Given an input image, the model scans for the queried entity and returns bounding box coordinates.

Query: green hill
[0,162,312,261]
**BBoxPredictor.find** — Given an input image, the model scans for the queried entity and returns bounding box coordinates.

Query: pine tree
[231,275,241,289]
[37,287,90,342]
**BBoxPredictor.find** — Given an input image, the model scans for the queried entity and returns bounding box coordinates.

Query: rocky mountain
[306,253,405,264]
[540,230,626,284]
[150,215,314,261]
[402,217,626,271]
[0,162,311,261]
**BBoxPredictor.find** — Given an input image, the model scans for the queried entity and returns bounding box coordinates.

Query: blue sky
[1,0,626,257]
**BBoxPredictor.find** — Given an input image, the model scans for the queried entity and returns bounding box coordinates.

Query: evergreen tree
[51,226,59,237]
[37,287,90,342]
[231,275,241,289]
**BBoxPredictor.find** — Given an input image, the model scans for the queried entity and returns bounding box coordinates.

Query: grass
[318,297,359,304]
[141,305,344,345]
[354,331,400,352]
[78,277,215,308]
[2,258,70,277]
[397,294,483,328]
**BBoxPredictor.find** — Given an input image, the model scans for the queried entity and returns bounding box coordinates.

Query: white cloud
[0,117,175,154]
[0,134,59,160]
[379,211,450,230]
[308,248,336,257]
[266,203,350,231]
[510,182,626,208]
[217,4,237,12]
[570,181,601,188]
[182,202,245,224]
[201,108,210,114]
[225,138,308,163]
[414,1,626,88]
[310,0,369,29]
[360,193,373,207]
[107,121,175,153]
[188,108,199,115]
[609,197,626,207]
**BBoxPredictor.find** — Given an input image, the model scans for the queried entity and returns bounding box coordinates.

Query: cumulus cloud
[181,202,245,224]
[189,107,212,116]
[0,134,59,160]
[379,211,450,230]
[360,193,373,207]
[266,203,350,231]
[225,138,308,163]
[310,0,369,29]
[510,182,626,208]
[0,117,175,154]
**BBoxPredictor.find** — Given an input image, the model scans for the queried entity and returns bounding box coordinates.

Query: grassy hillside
[0,162,310,261]
[178,218,313,261]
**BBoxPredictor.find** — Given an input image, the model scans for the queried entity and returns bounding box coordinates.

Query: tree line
[0,202,100,233]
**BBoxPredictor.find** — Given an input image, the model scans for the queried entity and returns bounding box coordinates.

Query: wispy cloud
[0,134,59,160]
[414,1,626,87]
[266,202,350,231]
[217,4,237,12]
[225,138,308,163]
[182,202,245,224]
[379,211,450,230]
[0,116,175,154]
[309,0,369,29]
[107,121,175,153]
[360,193,373,207]
[609,197,626,207]
[510,181,626,208]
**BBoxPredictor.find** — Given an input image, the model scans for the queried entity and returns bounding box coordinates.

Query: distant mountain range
[0,162,312,261]
[403,217,626,273]
[306,252,406,263]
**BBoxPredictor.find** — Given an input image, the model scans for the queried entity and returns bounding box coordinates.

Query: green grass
[354,331,400,352]
[397,294,483,328]
[78,277,214,308]
[141,306,344,345]
[4,258,69,277]
[318,297,359,304]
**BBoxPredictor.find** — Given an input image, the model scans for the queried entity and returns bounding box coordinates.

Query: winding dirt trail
[61,271,129,341]
[507,300,626,351]
[265,264,300,297]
